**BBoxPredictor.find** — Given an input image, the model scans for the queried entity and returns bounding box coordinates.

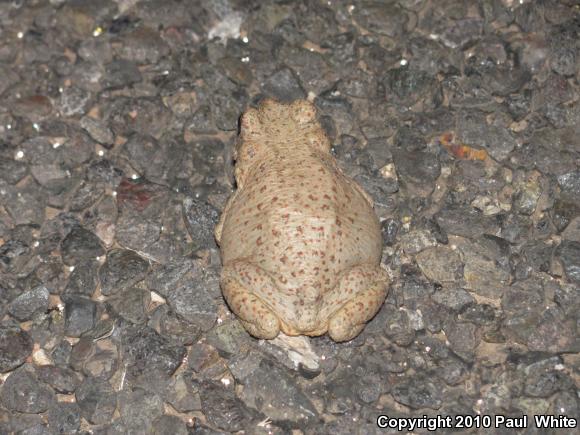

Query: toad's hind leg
[327,266,389,342]
[220,261,280,339]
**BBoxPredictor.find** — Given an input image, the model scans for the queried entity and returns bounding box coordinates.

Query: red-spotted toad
[215,99,389,342]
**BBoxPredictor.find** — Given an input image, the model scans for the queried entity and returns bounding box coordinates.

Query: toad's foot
[327,266,389,342]
[220,261,280,339]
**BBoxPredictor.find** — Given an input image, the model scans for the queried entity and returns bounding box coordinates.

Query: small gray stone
[184,105,216,135]
[182,198,220,251]
[8,285,50,321]
[400,229,438,255]
[75,377,117,425]
[63,295,97,337]
[120,325,186,380]
[1,369,55,413]
[557,170,580,203]
[527,308,578,353]
[432,288,475,311]
[436,205,500,238]
[443,321,479,361]
[99,249,149,296]
[59,86,92,116]
[167,267,219,331]
[103,59,142,90]
[164,372,201,413]
[557,241,580,284]
[64,260,99,296]
[146,258,194,298]
[47,402,81,433]
[353,1,408,37]
[382,304,416,346]
[30,164,68,187]
[80,116,114,147]
[152,415,187,435]
[416,246,463,283]
[36,365,83,394]
[198,380,257,432]
[114,26,170,65]
[157,307,202,346]
[240,359,318,425]
[66,180,104,212]
[393,149,441,197]
[60,226,105,266]
[0,158,28,184]
[107,287,150,324]
[119,387,164,433]
[262,68,305,102]
[391,375,443,410]
[453,236,511,299]
[0,325,33,372]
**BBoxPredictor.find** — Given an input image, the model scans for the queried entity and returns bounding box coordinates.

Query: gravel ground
[1,0,580,433]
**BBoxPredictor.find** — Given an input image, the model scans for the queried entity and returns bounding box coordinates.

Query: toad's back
[219,149,382,296]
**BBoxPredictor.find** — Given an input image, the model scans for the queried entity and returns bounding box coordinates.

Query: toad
[215,99,389,342]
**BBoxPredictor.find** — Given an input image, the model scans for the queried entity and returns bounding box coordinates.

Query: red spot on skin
[256,224,263,230]
[256,236,263,246]
[296,226,304,234]
[272,229,280,237]
[323,194,331,200]
[257,203,263,210]
[336,217,342,226]
[280,255,288,264]
[272,196,278,202]
[260,186,267,193]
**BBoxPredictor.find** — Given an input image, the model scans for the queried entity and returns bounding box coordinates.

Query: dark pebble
[8,285,50,321]
[60,226,105,266]
[99,249,149,296]
[1,369,55,413]
[0,325,33,372]
[75,377,117,425]
[63,295,97,337]
[47,402,81,433]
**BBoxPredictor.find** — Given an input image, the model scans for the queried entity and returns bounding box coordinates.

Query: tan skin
[215,99,389,342]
